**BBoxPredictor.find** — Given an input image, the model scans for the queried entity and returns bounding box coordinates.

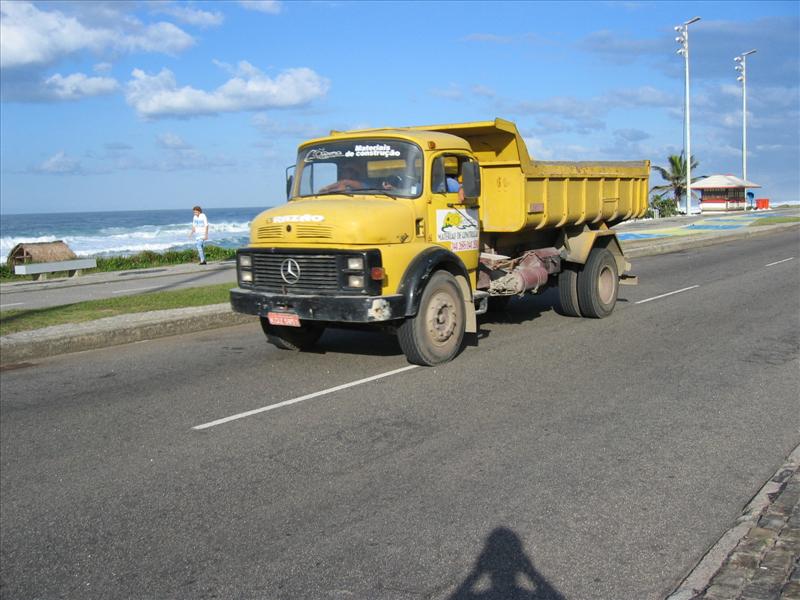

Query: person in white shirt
[189,205,209,265]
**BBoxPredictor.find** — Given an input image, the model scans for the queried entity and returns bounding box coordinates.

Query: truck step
[620,274,639,286]
[474,290,489,315]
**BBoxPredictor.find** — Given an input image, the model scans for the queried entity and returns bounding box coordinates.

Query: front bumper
[230,288,406,323]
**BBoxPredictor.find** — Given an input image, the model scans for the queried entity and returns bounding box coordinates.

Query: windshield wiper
[313,190,355,197]
[353,187,397,199]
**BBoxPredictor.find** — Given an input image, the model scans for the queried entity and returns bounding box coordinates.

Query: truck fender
[593,234,630,275]
[397,247,477,333]
[558,226,629,274]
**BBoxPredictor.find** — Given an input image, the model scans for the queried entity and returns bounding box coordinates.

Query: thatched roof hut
[6,241,77,266]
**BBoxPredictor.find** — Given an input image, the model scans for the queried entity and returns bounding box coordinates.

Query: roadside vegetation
[644,193,680,218]
[0,283,232,336]
[1,245,237,280]
[750,216,800,226]
[650,153,701,214]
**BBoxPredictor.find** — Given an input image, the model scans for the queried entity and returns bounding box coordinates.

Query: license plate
[267,311,301,327]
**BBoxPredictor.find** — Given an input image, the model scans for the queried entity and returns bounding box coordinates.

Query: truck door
[429,154,481,279]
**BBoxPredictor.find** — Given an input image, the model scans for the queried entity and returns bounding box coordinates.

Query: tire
[259,318,324,351]
[397,270,466,366]
[555,263,581,317]
[577,248,619,318]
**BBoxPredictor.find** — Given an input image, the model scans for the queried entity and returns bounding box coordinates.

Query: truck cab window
[432,155,476,194]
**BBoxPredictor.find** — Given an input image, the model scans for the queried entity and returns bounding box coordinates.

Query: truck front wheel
[398,270,466,366]
[577,248,618,318]
[260,318,325,351]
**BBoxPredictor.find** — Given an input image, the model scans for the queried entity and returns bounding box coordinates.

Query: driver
[320,166,364,193]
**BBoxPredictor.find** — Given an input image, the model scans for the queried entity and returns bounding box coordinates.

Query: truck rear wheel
[577,248,618,318]
[397,270,465,366]
[555,263,581,317]
[260,318,324,351]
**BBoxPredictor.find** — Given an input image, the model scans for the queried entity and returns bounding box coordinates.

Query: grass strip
[0,283,232,336]
[750,216,800,226]
[1,246,237,280]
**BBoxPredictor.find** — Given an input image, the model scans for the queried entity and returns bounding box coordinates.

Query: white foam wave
[2,221,252,260]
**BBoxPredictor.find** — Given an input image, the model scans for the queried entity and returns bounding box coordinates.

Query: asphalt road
[1,230,798,600]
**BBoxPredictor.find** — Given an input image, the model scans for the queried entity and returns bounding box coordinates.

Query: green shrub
[645,194,679,218]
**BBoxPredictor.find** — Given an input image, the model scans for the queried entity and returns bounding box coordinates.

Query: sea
[1,206,267,261]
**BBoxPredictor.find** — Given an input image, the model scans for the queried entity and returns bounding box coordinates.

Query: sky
[0,0,798,215]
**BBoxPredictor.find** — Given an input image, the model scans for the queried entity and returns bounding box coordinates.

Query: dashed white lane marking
[635,285,700,305]
[193,365,420,430]
[0,302,24,309]
[111,286,160,294]
[765,257,795,267]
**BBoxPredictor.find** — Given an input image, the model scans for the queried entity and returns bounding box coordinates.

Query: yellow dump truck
[231,118,649,365]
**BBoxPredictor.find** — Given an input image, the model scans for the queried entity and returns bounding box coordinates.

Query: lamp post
[735,49,756,209]
[675,16,701,215]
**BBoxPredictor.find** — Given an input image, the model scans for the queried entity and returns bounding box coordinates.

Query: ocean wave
[1,209,258,261]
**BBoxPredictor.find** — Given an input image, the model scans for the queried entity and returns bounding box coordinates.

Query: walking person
[189,205,209,265]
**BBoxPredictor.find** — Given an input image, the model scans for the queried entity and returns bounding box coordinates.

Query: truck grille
[251,253,341,295]
[256,225,333,240]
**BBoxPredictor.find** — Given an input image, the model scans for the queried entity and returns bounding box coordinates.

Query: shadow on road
[448,527,565,600]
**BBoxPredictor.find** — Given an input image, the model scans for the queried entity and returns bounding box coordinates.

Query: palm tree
[651,152,701,214]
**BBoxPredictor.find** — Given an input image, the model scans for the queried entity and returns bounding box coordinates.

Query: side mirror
[461,162,481,201]
[286,175,294,199]
[285,165,295,200]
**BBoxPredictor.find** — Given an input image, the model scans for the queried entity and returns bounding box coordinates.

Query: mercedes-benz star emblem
[280,258,301,284]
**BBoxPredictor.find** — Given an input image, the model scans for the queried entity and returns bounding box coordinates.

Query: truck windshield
[294,139,423,199]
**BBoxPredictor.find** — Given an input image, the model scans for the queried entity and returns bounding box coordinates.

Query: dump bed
[414,119,650,233]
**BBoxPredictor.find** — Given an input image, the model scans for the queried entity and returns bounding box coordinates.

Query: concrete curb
[665,444,800,600]
[1,221,797,365]
[0,303,253,365]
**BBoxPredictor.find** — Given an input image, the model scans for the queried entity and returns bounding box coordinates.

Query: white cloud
[157,132,191,149]
[117,21,194,55]
[35,151,82,174]
[125,63,330,119]
[43,72,119,100]
[0,1,194,70]
[239,1,282,14]
[151,4,224,28]
[93,62,113,73]
[522,137,555,160]
[1,1,109,69]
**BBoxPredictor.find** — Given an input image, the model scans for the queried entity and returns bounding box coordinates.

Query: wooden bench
[14,259,97,281]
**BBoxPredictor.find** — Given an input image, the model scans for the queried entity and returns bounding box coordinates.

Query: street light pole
[675,16,701,215]
[735,49,757,208]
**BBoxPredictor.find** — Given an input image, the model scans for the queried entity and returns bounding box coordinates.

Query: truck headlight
[348,275,365,288]
[239,254,252,267]
[347,257,364,270]
[240,271,253,283]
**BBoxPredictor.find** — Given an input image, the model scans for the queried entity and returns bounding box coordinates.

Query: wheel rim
[597,265,616,305]
[425,290,458,345]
